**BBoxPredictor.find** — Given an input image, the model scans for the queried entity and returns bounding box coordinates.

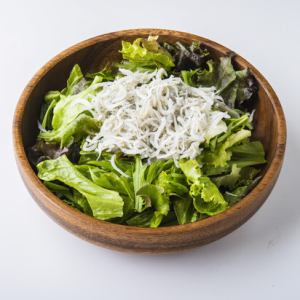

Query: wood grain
[13,29,286,253]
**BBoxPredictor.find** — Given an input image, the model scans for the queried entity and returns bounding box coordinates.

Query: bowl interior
[21,32,278,172]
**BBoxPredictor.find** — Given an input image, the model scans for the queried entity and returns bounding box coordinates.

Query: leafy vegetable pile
[29,36,266,227]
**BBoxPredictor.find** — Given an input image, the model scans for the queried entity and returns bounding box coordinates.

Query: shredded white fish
[110,154,130,178]
[249,109,256,123]
[83,69,229,162]
[37,120,47,132]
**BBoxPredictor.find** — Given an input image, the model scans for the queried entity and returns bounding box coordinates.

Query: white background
[1,0,299,299]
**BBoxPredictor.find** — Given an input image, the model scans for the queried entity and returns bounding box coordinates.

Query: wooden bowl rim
[13,28,286,236]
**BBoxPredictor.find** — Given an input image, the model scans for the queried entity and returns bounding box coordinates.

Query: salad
[29,36,266,228]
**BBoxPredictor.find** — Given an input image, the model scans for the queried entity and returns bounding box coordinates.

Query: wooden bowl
[13,29,286,253]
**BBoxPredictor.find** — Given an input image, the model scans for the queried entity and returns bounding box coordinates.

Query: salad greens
[29,36,266,228]
[37,155,124,219]
[120,36,174,71]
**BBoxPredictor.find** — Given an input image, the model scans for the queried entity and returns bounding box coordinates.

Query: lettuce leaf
[230,141,266,167]
[224,177,261,205]
[51,75,101,131]
[190,177,228,216]
[174,197,194,225]
[238,167,261,186]
[225,69,256,108]
[212,164,241,188]
[41,99,57,130]
[132,158,189,227]
[120,36,174,71]
[62,64,85,96]
[37,155,124,220]
[72,191,93,215]
[178,159,202,183]
[156,171,189,197]
[137,184,169,228]
[204,129,251,167]
[44,90,61,103]
[203,165,230,176]
[145,159,173,184]
[224,186,249,205]
[75,160,135,219]
[217,114,252,144]
[39,114,99,147]
[38,65,104,148]
[39,65,84,130]
[178,159,228,216]
[216,54,237,93]
[43,181,73,202]
[126,209,154,227]
[181,60,215,87]
[163,41,210,71]
[132,157,175,216]
[39,65,113,132]
[85,69,115,81]
[132,156,148,212]
[44,182,92,215]
[89,171,135,217]
[216,54,257,108]
[224,167,261,204]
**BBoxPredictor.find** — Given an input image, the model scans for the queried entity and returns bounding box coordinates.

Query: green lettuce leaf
[137,184,169,228]
[132,160,188,227]
[181,60,215,87]
[39,65,91,131]
[212,164,241,188]
[178,159,228,216]
[44,182,92,214]
[132,156,147,212]
[230,141,266,167]
[202,165,230,176]
[217,114,252,144]
[216,54,257,108]
[174,197,194,225]
[126,209,154,227]
[190,177,228,216]
[85,69,115,81]
[178,159,202,183]
[38,66,104,148]
[224,186,248,205]
[51,75,101,131]
[40,99,58,130]
[204,129,251,167]
[120,36,174,70]
[37,155,124,220]
[43,181,73,202]
[216,54,236,93]
[72,191,93,215]
[150,212,164,228]
[238,167,261,186]
[145,159,172,184]
[44,90,61,103]
[89,171,135,217]
[39,114,99,147]
[224,167,261,205]
[62,64,84,96]
[156,171,189,197]
[221,69,256,108]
